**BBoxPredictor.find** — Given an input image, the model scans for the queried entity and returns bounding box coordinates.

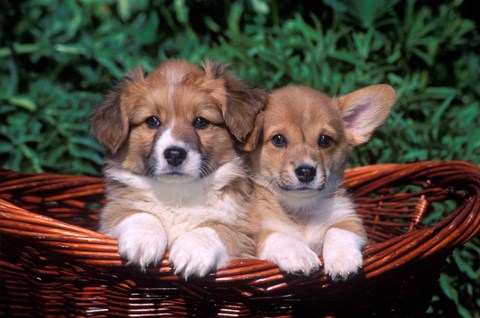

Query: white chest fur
[304,196,356,252]
[105,160,245,244]
[263,195,357,253]
[259,194,365,278]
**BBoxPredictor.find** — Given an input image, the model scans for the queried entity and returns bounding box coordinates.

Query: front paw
[323,228,366,280]
[111,213,167,270]
[169,227,228,279]
[260,232,321,276]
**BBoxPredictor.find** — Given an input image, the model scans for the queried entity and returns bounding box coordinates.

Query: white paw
[111,213,167,270]
[323,228,366,280]
[169,227,228,279]
[260,232,320,276]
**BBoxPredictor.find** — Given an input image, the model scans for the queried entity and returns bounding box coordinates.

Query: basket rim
[1,160,479,283]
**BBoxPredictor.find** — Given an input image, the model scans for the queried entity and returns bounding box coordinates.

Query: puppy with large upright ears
[90,59,267,279]
[248,84,396,280]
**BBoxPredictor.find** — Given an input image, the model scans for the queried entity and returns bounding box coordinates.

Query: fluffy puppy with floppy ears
[247,84,396,280]
[90,59,266,279]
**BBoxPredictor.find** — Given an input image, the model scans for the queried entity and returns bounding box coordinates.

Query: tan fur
[200,220,257,259]
[250,84,396,278]
[255,228,274,257]
[91,59,267,275]
[331,219,367,238]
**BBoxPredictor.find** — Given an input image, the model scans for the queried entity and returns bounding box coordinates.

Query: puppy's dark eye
[145,116,161,128]
[318,135,333,148]
[272,134,287,147]
[193,117,209,129]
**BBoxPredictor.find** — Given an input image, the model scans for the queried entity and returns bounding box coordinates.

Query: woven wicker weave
[1,161,479,317]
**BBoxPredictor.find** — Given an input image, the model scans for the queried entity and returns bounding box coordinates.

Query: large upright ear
[336,84,396,146]
[90,67,145,154]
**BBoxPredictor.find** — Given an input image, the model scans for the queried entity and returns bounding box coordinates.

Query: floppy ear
[242,109,264,152]
[90,67,145,154]
[223,76,267,149]
[199,59,268,151]
[202,61,267,150]
[336,84,396,146]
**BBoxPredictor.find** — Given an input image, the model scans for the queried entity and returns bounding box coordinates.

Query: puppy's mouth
[153,171,198,184]
[145,163,199,183]
[164,171,190,177]
[146,160,214,183]
[277,183,324,193]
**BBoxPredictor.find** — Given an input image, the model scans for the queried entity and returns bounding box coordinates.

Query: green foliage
[428,239,480,318]
[0,0,479,316]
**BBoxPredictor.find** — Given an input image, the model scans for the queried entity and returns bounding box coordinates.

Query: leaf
[53,44,86,55]
[250,0,269,15]
[439,274,473,318]
[328,50,363,67]
[173,0,189,25]
[70,136,103,151]
[117,0,132,21]
[227,2,244,34]
[7,96,37,111]
[0,143,13,153]
[452,252,477,280]
[323,0,348,13]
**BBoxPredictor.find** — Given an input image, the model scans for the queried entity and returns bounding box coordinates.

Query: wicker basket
[1,161,479,317]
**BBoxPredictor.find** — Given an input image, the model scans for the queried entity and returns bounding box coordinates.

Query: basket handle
[344,161,480,278]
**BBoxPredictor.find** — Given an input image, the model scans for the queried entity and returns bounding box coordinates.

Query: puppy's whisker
[266,179,277,191]
[144,165,157,178]
[258,179,280,195]
[199,157,215,178]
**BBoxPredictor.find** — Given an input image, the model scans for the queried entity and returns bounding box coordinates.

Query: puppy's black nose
[295,165,316,183]
[164,147,187,166]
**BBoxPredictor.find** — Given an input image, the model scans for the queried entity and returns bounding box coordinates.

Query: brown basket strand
[1,160,480,317]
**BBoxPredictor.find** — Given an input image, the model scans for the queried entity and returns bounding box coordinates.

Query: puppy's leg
[204,222,256,259]
[322,220,367,280]
[259,231,321,276]
[109,213,168,270]
[169,225,232,279]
